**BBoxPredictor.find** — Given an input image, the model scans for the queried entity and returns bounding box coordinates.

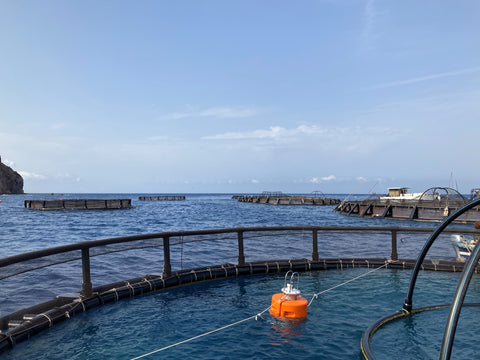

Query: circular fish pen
[1,201,480,359]
[4,268,480,360]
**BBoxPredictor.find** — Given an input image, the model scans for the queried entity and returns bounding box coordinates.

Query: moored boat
[451,234,478,261]
[379,187,441,201]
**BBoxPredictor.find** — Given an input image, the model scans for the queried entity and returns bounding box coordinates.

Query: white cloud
[321,175,336,181]
[367,67,480,90]
[297,125,328,135]
[203,125,328,140]
[2,158,15,167]
[197,107,259,118]
[161,106,263,120]
[203,126,287,140]
[147,135,169,141]
[309,175,336,184]
[200,124,410,166]
[362,0,378,46]
[251,179,259,184]
[22,172,82,181]
[18,171,47,180]
[203,124,406,155]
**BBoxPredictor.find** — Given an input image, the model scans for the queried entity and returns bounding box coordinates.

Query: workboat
[451,234,477,261]
[379,187,440,201]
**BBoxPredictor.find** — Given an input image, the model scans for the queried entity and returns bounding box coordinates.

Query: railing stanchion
[80,248,93,298]
[391,229,398,261]
[237,231,245,265]
[163,236,172,277]
[312,229,319,261]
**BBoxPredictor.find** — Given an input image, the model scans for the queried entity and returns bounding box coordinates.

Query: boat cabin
[387,187,409,197]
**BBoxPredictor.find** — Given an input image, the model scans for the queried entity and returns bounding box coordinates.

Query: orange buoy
[270,271,308,320]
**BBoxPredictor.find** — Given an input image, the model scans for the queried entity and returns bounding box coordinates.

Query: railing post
[237,231,245,265]
[163,236,172,277]
[312,229,319,261]
[391,230,398,261]
[80,248,93,298]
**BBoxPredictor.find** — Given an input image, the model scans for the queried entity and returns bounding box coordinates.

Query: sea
[1,193,478,359]
[0,192,459,258]
[1,192,471,314]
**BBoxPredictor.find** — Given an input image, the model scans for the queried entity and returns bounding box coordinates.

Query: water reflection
[269,317,307,346]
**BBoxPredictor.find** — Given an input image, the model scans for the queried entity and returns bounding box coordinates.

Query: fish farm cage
[334,187,480,223]
[1,198,480,359]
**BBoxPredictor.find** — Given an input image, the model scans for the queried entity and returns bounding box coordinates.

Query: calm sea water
[3,269,480,360]
[0,193,471,310]
[0,193,476,359]
[0,192,459,258]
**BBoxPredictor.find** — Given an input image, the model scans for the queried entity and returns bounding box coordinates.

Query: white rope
[307,262,390,306]
[129,305,272,360]
[129,262,392,359]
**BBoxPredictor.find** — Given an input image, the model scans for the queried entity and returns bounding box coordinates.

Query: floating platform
[24,199,132,211]
[233,194,340,206]
[334,199,480,223]
[334,187,480,223]
[138,195,185,201]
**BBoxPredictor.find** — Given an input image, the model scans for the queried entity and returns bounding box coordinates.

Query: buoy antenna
[282,271,301,298]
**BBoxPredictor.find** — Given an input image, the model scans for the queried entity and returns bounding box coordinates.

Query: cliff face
[0,161,24,194]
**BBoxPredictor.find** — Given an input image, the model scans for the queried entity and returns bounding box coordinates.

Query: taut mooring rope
[129,305,272,360]
[307,261,391,306]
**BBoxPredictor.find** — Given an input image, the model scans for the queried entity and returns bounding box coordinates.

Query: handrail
[2,225,478,301]
[2,225,476,268]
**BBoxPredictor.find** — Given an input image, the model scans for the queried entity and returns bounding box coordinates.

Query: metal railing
[1,225,478,301]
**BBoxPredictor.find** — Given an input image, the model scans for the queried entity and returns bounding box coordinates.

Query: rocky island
[0,156,24,194]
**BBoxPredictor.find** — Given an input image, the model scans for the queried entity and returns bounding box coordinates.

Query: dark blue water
[0,193,476,359]
[3,269,480,360]
[0,193,453,257]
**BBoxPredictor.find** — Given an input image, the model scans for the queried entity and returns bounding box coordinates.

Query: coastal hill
[0,156,24,194]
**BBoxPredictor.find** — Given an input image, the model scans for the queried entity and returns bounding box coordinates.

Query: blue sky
[1,1,479,194]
